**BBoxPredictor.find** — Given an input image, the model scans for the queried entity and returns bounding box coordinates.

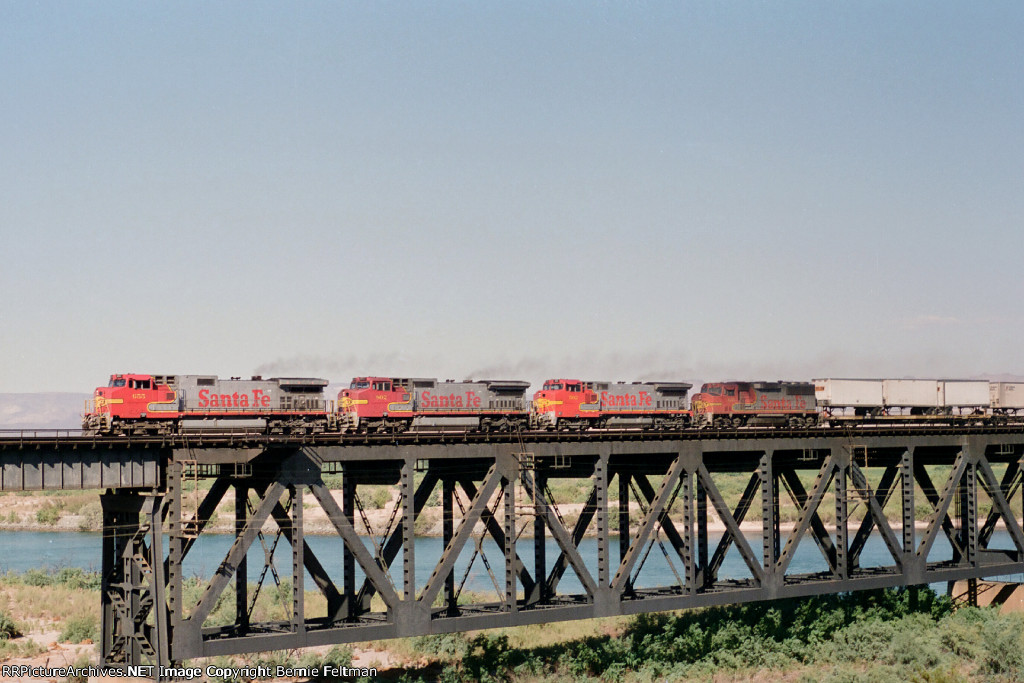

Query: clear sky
[1,2,1021,393]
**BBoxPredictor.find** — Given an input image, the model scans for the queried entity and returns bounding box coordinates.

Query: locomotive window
[351,381,370,389]
[550,383,562,390]
[707,386,721,396]
[568,385,580,392]
[109,379,126,388]
[725,388,736,397]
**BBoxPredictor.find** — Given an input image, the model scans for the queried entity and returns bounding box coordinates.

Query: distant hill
[0,393,90,430]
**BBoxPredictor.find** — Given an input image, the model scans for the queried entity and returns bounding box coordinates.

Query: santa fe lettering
[197,389,272,408]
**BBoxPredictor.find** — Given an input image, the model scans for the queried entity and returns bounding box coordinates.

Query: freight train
[82,372,1024,435]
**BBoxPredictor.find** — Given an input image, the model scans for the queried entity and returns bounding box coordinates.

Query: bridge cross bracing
[2,428,1024,674]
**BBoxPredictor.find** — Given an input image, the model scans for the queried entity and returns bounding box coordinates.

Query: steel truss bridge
[2,426,1024,673]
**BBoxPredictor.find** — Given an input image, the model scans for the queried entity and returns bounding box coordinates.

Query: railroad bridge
[2,426,1024,673]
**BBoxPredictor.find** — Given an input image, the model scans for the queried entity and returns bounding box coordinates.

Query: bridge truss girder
[97,433,1024,671]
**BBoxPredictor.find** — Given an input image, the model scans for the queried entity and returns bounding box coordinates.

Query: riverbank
[2,572,1022,682]
[0,488,1006,538]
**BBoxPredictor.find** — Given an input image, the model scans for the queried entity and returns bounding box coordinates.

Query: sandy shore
[0,489,970,539]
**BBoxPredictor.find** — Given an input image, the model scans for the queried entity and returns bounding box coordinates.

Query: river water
[2,529,1021,595]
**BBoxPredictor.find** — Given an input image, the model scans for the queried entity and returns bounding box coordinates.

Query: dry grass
[0,582,97,631]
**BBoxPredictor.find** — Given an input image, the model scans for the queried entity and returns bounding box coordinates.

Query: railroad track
[2,422,1022,450]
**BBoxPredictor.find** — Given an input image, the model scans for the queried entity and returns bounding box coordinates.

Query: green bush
[53,567,102,590]
[0,610,21,640]
[76,501,102,531]
[322,644,354,669]
[366,486,392,510]
[978,611,1024,677]
[36,501,63,525]
[6,567,101,590]
[59,616,97,644]
[433,588,968,682]
[411,633,471,659]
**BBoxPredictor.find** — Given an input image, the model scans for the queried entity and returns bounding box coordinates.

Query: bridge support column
[901,449,915,575]
[100,489,168,672]
[235,482,248,635]
[531,473,547,604]
[503,472,517,613]
[442,476,456,615]
[835,455,849,581]
[618,470,631,585]
[342,470,357,617]
[760,451,779,596]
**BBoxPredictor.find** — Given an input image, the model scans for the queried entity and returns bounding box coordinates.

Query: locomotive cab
[84,373,178,434]
[532,379,599,429]
[338,376,413,431]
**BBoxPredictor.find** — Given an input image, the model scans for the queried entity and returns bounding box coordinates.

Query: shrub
[9,567,101,590]
[978,612,1024,677]
[36,501,63,525]
[65,653,92,683]
[411,633,471,659]
[322,644,354,669]
[77,501,102,531]
[367,486,392,510]
[59,616,97,644]
[53,567,102,590]
[0,610,21,640]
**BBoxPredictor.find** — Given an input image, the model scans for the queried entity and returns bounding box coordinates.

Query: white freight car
[941,380,990,412]
[813,379,884,414]
[882,379,942,410]
[991,382,1024,413]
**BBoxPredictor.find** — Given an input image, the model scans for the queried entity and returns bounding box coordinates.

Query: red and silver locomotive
[531,379,692,430]
[84,373,330,435]
[338,377,531,433]
[690,381,818,428]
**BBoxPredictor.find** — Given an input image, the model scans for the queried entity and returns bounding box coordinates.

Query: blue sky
[1,2,1021,392]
